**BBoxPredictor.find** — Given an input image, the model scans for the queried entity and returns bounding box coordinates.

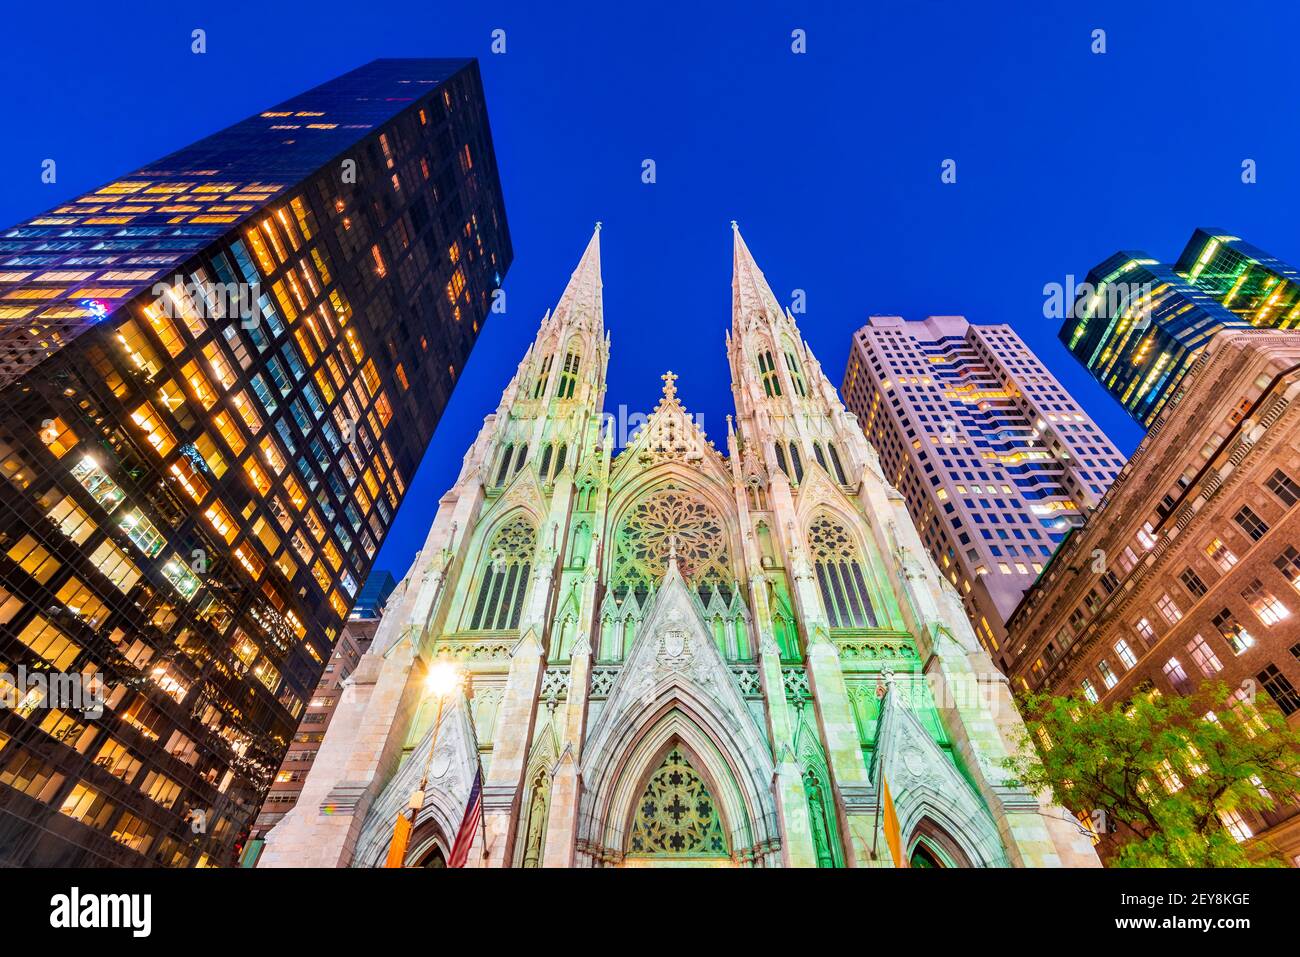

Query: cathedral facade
[258,226,1098,868]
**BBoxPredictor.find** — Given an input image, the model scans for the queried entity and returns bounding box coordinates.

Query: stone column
[258,626,423,867]
[479,625,546,867]
[749,574,816,868]
[542,632,590,866]
[801,629,875,866]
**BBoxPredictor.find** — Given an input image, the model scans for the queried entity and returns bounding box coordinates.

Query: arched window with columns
[534,353,553,398]
[558,350,581,399]
[807,514,878,629]
[774,443,788,477]
[467,517,535,631]
[757,350,782,397]
[784,350,806,396]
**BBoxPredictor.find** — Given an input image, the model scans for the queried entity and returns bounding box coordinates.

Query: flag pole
[871,673,889,861]
[476,752,489,866]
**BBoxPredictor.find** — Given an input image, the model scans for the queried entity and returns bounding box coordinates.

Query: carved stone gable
[583,561,768,764]
[872,680,1007,867]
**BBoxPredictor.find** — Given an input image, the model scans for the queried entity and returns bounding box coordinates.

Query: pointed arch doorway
[577,557,782,867]
[622,742,735,868]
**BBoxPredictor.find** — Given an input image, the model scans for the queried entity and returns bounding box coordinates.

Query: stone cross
[661,370,678,401]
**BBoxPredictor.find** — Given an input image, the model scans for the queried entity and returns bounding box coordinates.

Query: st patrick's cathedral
[258,226,1099,868]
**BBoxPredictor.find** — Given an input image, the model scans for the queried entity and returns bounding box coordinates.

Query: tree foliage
[1006,682,1300,867]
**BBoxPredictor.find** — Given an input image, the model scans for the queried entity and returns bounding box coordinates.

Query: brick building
[1006,328,1300,862]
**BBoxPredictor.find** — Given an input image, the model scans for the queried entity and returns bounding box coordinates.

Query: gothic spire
[731,222,785,333]
[549,222,604,335]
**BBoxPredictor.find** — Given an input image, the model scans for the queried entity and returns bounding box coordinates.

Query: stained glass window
[468,517,534,631]
[807,514,878,629]
[627,747,728,858]
[611,486,732,604]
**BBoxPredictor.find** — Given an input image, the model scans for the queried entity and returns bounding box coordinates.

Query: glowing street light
[425,660,461,700]
[385,659,462,867]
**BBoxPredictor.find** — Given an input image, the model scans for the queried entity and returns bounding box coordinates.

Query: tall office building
[351,569,396,620]
[1060,229,1300,427]
[842,316,1125,667]
[0,59,511,866]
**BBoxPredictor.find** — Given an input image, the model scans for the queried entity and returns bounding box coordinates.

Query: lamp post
[384,659,461,867]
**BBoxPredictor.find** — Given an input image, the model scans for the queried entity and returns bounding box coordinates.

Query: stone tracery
[611,486,733,604]
[627,746,729,858]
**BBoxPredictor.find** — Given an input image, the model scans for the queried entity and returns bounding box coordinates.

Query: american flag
[447,769,483,867]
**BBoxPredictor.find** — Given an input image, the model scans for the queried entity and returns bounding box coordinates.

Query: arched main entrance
[577,553,781,866]
[623,743,732,867]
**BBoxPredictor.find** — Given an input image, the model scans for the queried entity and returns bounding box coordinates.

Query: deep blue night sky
[4,1,1299,582]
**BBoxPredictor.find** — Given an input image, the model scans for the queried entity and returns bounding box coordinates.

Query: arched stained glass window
[807,514,878,629]
[558,351,581,399]
[627,746,728,859]
[789,442,804,484]
[611,486,732,605]
[537,443,568,483]
[910,842,945,868]
[758,350,782,397]
[533,354,553,399]
[493,443,514,486]
[468,517,535,631]
[774,443,788,477]
[785,351,806,396]
[813,442,828,472]
[828,442,848,485]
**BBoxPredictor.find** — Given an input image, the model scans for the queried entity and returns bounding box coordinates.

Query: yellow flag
[881,774,907,868]
[384,812,412,868]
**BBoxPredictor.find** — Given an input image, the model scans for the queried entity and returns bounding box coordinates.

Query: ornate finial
[661,369,678,401]
[876,666,896,700]
[730,220,738,231]
[595,221,602,232]
[667,534,679,569]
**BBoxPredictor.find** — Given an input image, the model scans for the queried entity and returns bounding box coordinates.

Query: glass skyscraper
[0,59,510,866]
[843,315,1126,667]
[350,569,396,620]
[1060,229,1299,428]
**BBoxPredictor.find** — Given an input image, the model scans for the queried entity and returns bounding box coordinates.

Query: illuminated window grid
[0,61,511,869]
[103,228,377,622]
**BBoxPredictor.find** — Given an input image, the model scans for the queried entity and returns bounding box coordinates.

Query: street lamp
[425,660,461,699]
[383,659,462,867]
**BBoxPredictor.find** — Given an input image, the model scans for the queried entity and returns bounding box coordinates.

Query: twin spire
[537,222,788,393]
[547,220,781,335]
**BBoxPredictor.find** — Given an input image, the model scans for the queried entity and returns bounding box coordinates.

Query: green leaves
[1006,682,1300,867]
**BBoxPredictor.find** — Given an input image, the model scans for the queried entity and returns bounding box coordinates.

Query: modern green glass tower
[0,59,510,867]
[1060,229,1299,428]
